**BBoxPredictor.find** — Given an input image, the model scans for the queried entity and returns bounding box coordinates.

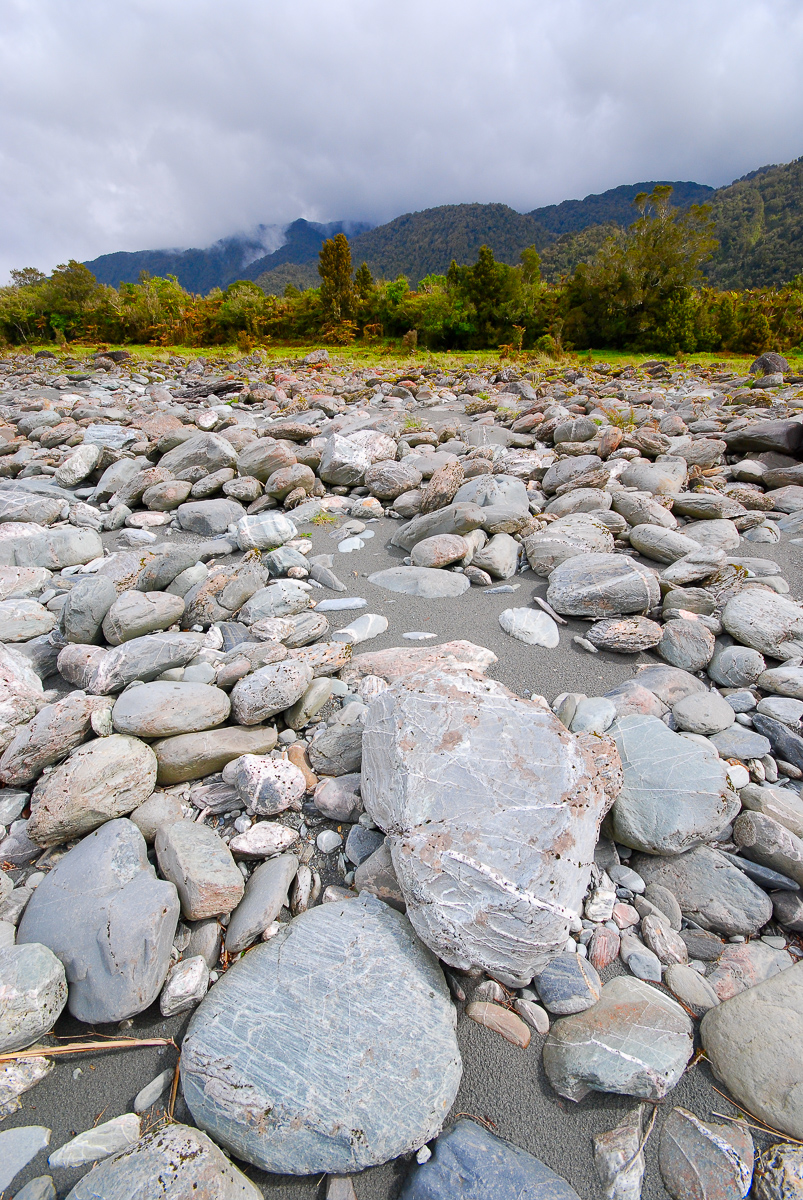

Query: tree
[318,233,354,323]
[354,262,374,300]
[10,268,46,288]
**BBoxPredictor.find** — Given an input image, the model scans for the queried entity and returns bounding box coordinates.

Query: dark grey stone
[345,824,384,866]
[709,726,772,761]
[751,713,803,771]
[59,575,117,644]
[399,1119,581,1200]
[17,818,179,1023]
[90,632,204,694]
[631,846,773,937]
[308,722,363,775]
[534,953,601,1015]
[177,499,245,536]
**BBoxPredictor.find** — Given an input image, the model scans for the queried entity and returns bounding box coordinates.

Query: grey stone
[0,942,67,1052]
[60,575,117,644]
[733,809,803,887]
[112,682,230,738]
[102,591,186,645]
[672,691,735,735]
[663,963,720,1017]
[543,975,694,1102]
[609,715,738,854]
[758,665,803,699]
[524,515,614,576]
[756,695,803,727]
[90,632,204,694]
[159,432,238,475]
[587,616,663,653]
[12,1176,55,1199]
[155,820,244,919]
[740,784,803,840]
[11,527,103,571]
[308,722,363,775]
[368,566,470,598]
[238,580,311,622]
[454,475,530,511]
[160,954,210,1016]
[353,840,405,911]
[535,953,601,1015]
[542,455,602,494]
[592,1108,646,1200]
[635,664,707,706]
[470,532,519,579]
[181,893,461,1174]
[0,691,112,787]
[723,591,803,659]
[225,852,298,953]
[752,713,803,772]
[365,459,423,499]
[48,1114,141,1169]
[361,669,614,987]
[390,502,486,552]
[0,1127,51,1195]
[28,733,157,846]
[231,754,306,815]
[399,1119,582,1200]
[176,498,245,536]
[628,525,700,563]
[64,1123,262,1199]
[708,644,766,688]
[230,660,313,724]
[0,599,56,642]
[709,726,772,760]
[236,511,297,552]
[133,1068,173,1113]
[631,846,773,937]
[129,791,184,843]
[313,773,362,820]
[701,961,803,1142]
[153,725,278,785]
[17,819,179,1022]
[546,553,659,617]
[318,434,371,485]
[345,824,384,866]
[659,619,715,671]
[659,1106,754,1200]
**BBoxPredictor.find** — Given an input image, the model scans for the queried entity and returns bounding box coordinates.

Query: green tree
[716,293,738,348]
[354,261,374,299]
[318,233,354,323]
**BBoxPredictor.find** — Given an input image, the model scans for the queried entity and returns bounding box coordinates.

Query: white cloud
[1,0,802,278]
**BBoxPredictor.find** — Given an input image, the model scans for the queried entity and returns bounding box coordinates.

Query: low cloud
[2,0,802,279]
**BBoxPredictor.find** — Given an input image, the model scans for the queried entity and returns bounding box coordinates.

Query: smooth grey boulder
[627,525,700,563]
[543,976,693,1102]
[129,791,184,843]
[609,715,738,854]
[723,590,803,659]
[17,819,179,1022]
[0,1127,51,1195]
[524,515,613,576]
[181,893,461,1174]
[752,713,803,772]
[27,733,157,846]
[453,474,530,512]
[620,459,687,495]
[709,726,772,761]
[318,433,371,485]
[64,1123,262,1199]
[398,1119,582,1200]
[0,599,56,642]
[535,953,601,1015]
[542,455,602,494]
[757,664,803,698]
[112,682,230,738]
[708,644,766,688]
[612,490,678,528]
[153,725,278,785]
[230,660,313,724]
[12,1174,56,1200]
[308,723,363,775]
[90,632,205,694]
[236,511,297,552]
[733,809,803,887]
[225,852,299,953]
[159,432,238,476]
[469,532,519,579]
[0,942,67,1052]
[155,820,244,919]
[177,498,245,536]
[634,664,706,706]
[60,575,117,644]
[361,669,614,986]
[671,690,735,735]
[237,580,311,622]
[365,459,423,500]
[368,566,471,598]
[390,502,486,551]
[0,691,112,787]
[11,526,103,571]
[313,773,362,820]
[659,618,715,671]
[102,590,186,645]
[702,961,803,1142]
[631,846,773,937]
[546,553,659,617]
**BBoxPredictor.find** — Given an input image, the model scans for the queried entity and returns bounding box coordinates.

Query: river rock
[709,726,772,760]
[410,534,470,568]
[0,1127,51,1195]
[231,754,307,814]
[663,963,721,1016]
[153,725,278,784]
[543,975,693,1102]
[398,1119,581,1200]
[230,660,313,724]
[701,961,803,1141]
[390,502,486,551]
[0,692,112,787]
[11,526,103,571]
[752,1143,803,1200]
[609,715,737,854]
[499,607,560,647]
[308,722,363,775]
[368,566,470,598]
[0,599,56,642]
[90,632,204,694]
[672,691,736,735]
[587,616,663,653]
[112,682,230,738]
[628,525,700,563]
[546,553,659,617]
[659,1106,753,1200]
[155,820,244,919]
[17,818,179,1022]
[27,733,157,846]
[0,942,67,1052]
[723,591,803,659]
[60,575,118,644]
[535,953,601,1015]
[524,515,613,575]
[361,669,614,986]
[181,893,461,1173]
[631,846,773,936]
[101,591,185,645]
[659,618,716,671]
[64,1122,262,1200]
[225,852,299,953]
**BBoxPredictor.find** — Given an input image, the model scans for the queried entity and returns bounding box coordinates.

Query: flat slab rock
[399,1118,581,1200]
[181,892,461,1174]
[543,975,694,1103]
[368,566,470,598]
[361,668,615,986]
[65,1122,261,1199]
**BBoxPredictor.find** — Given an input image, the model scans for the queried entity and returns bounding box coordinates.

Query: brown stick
[0,1037,176,1064]
[167,1054,181,1123]
[710,1086,803,1145]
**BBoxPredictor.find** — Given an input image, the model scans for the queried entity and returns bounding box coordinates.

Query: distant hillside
[538,223,620,285]
[241,219,371,284]
[704,158,803,288]
[255,261,321,295]
[85,226,285,292]
[529,180,714,237]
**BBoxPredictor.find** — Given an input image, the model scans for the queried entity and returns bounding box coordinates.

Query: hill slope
[705,158,803,288]
[529,180,714,237]
[85,227,285,293]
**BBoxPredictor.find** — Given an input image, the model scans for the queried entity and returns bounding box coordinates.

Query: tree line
[1,188,802,355]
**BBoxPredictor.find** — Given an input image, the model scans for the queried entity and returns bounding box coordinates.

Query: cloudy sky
[1,0,802,279]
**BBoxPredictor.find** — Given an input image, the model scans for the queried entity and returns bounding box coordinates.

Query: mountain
[704,158,803,288]
[528,180,714,237]
[84,219,371,293]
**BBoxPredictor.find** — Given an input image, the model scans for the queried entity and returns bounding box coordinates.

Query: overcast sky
[2,0,802,280]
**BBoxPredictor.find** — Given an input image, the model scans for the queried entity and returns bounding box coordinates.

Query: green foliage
[318,233,354,325]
